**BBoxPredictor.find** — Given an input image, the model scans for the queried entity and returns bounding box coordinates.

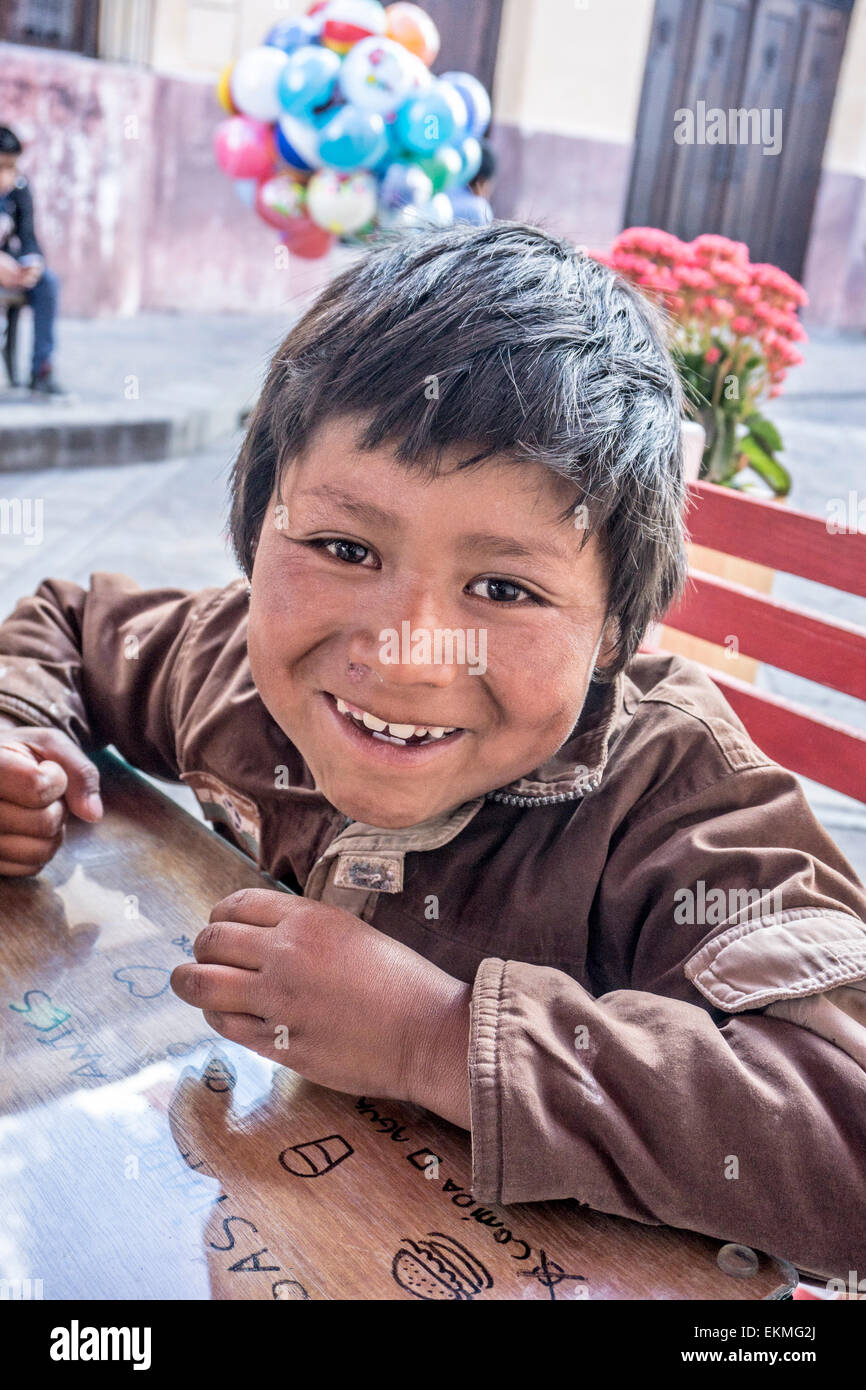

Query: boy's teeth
[334,695,457,741]
[362,710,387,732]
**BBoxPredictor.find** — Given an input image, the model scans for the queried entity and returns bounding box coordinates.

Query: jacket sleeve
[468,764,866,1280]
[13,181,41,258]
[0,573,216,779]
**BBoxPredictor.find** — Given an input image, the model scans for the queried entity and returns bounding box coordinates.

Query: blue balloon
[265,17,321,54]
[379,160,434,212]
[275,113,326,172]
[395,81,469,155]
[440,70,492,139]
[449,186,493,225]
[277,45,341,117]
[318,105,389,171]
[456,136,483,185]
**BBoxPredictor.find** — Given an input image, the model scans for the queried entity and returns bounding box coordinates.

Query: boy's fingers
[2,729,102,822]
[193,921,263,970]
[0,743,61,809]
[209,887,291,927]
[171,962,261,1017]
[0,831,63,869]
[0,798,66,838]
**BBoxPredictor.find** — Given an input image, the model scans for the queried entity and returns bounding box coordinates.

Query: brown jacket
[1,572,865,1279]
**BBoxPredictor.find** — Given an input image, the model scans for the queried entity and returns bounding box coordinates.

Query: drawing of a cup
[279,1134,354,1177]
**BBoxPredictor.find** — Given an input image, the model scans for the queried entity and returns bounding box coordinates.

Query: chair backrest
[656,480,866,803]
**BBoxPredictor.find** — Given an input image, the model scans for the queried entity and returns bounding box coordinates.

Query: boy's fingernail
[84,792,103,819]
[37,769,61,793]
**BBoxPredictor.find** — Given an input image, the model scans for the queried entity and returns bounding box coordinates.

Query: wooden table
[0,753,796,1301]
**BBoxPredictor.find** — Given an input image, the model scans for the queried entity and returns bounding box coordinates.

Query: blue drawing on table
[279,1134,354,1177]
[392,1232,493,1301]
[517,1248,587,1300]
[113,965,171,998]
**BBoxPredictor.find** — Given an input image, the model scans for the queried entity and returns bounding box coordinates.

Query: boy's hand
[0,252,22,289]
[171,889,473,1129]
[0,721,103,877]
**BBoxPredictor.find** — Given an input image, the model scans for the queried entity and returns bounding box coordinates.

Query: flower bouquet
[595,229,808,496]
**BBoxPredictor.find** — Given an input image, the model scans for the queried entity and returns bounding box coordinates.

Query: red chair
[654,480,866,804]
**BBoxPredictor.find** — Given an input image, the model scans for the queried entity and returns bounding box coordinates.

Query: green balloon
[418,145,464,194]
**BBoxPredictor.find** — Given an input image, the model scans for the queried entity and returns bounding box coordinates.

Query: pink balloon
[282,215,335,259]
[255,173,308,230]
[214,116,276,179]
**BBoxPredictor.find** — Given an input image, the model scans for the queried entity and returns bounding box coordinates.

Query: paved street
[0,313,864,876]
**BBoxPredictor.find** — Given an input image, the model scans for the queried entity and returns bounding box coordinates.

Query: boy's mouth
[322,692,465,754]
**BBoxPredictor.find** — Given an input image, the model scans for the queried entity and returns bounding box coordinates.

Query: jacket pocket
[180,770,262,864]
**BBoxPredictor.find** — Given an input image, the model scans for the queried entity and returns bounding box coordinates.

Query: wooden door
[625,0,853,278]
[422,0,504,97]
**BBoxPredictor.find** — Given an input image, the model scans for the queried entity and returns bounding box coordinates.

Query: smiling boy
[0,223,864,1280]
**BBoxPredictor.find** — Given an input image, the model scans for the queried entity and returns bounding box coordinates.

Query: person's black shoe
[29,368,66,395]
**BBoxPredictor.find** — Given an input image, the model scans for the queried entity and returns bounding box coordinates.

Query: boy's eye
[468,577,536,604]
[309,538,377,567]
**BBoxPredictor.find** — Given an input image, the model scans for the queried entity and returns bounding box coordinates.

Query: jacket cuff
[468,957,507,1203]
[0,694,56,728]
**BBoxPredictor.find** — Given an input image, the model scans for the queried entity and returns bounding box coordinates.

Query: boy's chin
[320,783,455,830]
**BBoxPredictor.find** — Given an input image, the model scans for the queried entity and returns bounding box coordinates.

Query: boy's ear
[594,615,620,674]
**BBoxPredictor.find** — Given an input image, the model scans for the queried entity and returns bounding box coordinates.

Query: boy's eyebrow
[295,485,574,565]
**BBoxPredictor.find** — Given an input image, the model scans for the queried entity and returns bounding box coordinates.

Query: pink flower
[674,264,715,290]
[691,234,749,265]
[731,315,756,335]
[734,283,761,304]
[709,298,733,318]
[705,346,722,364]
[750,262,808,305]
[709,258,751,287]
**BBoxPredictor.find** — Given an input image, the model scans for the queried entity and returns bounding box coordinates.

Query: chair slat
[686,480,866,598]
[664,570,866,701]
[698,670,866,804]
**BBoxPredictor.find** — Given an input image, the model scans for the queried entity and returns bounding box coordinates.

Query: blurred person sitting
[451,138,497,226]
[0,126,63,394]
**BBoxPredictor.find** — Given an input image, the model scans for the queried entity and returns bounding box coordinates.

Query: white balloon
[231,45,289,123]
[338,35,417,114]
[307,168,378,234]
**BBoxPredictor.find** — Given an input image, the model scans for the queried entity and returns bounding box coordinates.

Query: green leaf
[744,411,784,454]
[738,435,791,496]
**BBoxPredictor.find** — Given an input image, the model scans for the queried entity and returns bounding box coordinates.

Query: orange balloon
[385,3,440,66]
[216,63,237,114]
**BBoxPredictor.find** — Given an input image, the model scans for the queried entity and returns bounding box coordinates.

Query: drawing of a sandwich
[392,1231,494,1301]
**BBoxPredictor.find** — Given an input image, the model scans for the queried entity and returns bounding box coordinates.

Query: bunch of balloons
[213,0,493,259]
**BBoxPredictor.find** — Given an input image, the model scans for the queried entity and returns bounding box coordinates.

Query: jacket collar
[485,672,625,807]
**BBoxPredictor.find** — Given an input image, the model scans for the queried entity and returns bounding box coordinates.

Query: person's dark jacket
[0,176,42,259]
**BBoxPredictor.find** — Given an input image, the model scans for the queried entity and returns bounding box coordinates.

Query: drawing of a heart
[113,966,171,999]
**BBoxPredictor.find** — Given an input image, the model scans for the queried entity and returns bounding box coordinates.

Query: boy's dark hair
[230,221,687,679]
[0,127,23,155]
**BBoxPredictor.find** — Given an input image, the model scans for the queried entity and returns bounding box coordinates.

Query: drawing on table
[391,1231,493,1301]
[112,965,171,998]
[203,1056,236,1092]
[278,1134,354,1177]
[9,988,70,1031]
[272,1279,310,1300]
[517,1248,587,1300]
